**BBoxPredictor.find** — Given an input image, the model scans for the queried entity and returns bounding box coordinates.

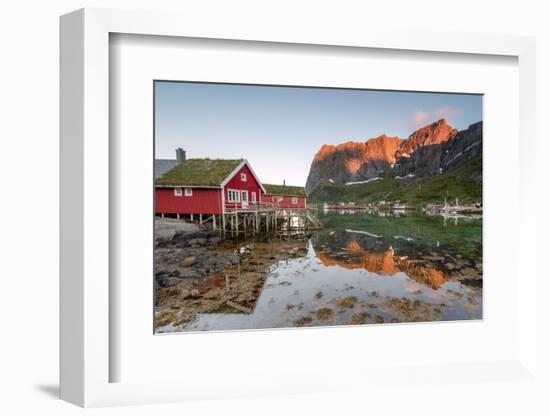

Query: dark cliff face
[305,119,482,194]
[442,121,482,172]
[392,121,482,179]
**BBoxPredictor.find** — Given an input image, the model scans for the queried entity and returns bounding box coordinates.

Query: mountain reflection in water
[168,212,482,332]
[315,235,448,289]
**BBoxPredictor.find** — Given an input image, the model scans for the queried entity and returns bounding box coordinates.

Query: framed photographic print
[152,81,483,333]
[60,8,539,408]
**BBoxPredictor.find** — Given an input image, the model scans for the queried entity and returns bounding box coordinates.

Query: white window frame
[251,191,256,203]
[240,173,247,182]
[184,188,192,196]
[227,189,241,203]
[292,196,298,204]
[174,187,182,197]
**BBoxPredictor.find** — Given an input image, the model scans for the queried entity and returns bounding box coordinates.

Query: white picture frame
[60,8,539,408]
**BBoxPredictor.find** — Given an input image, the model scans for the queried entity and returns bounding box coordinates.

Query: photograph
[153,81,483,333]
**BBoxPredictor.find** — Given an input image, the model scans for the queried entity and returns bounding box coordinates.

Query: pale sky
[155,81,482,186]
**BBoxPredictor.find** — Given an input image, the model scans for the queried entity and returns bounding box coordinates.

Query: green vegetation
[264,183,307,196]
[156,158,243,186]
[318,212,482,260]
[309,155,482,206]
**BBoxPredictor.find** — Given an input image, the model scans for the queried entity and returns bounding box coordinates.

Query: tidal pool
[176,212,482,332]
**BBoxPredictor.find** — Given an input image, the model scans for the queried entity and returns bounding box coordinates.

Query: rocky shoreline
[154,222,309,331]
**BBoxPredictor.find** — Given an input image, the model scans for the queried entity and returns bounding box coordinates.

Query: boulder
[180,257,197,267]
[188,238,207,246]
[157,276,182,288]
[177,268,199,279]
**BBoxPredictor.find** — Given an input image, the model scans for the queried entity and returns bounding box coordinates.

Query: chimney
[283,180,286,187]
[176,148,186,163]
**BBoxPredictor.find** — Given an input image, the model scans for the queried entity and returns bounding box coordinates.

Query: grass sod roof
[263,184,307,197]
[155,158,244,187]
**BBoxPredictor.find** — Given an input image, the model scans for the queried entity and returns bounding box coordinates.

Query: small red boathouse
[263,184,307,208]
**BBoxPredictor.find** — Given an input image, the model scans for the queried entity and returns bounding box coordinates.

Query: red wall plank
[155,188,222,215]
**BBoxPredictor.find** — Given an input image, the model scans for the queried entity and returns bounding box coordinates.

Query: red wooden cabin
[155,159,266,218]
[263,184,307,208]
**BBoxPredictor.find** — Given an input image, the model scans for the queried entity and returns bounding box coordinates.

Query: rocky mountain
[307,135,403,190]
[394,119,457,159]
[305,119,482,194]
[392,120,482,179]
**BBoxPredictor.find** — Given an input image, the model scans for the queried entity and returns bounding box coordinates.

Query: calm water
[184,211,482,331]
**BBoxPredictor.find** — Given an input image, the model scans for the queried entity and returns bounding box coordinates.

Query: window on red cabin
[228,189,241,203]
[292,197,298,204]
[174,188,182,197]
[184,188,193,196]
[241,173,247,182]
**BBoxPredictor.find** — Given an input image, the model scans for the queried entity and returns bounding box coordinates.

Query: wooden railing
[225,201,316,212]
[225,201,277,212]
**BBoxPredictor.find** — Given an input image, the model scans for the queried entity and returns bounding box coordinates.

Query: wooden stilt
[287,210,291,231]
[199,214,203,225]
[206,206,320,239]
[190,213,194,221]
[213,214,217,230]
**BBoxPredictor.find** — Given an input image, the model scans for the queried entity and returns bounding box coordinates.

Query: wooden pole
[213,214,217,230]
[287,210,290,231]
[199,214,203,225]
